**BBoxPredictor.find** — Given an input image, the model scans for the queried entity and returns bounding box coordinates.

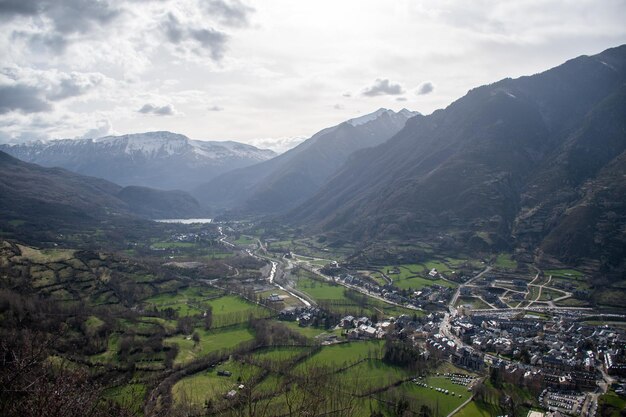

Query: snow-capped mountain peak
[0,131,276,190]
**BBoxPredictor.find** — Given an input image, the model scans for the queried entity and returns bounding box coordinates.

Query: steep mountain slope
[193,108,418,214]
[0,150,205,234]
[0,132,276,191]
[117,186,204,219]
[290,45,626,273]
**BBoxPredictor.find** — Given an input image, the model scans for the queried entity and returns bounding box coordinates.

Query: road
[439,266,493,351]
[297,260,422,312]
[448,266,492,316]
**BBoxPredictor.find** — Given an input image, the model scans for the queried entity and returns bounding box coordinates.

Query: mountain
[0,131,276,191]
[193,108,419,214]
[289,45,626,274]
[0,150,205,235]
[117,186,204,219]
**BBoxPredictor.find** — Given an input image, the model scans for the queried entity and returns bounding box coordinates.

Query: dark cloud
[22,31,68,54]
[0,0,121,34]
[47,74,102,101]
[163,13,184,43]
[190,28,228,60]
[0,0,41,18]
[138,103,175,116]
[162,13,228,60]
[362,79,404,96]
[0,84,52,114]
[46,0,121,34]
[416,81,434,95]
[204,0,254,28]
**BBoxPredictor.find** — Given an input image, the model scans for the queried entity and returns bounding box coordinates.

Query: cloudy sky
[1,0,625,151]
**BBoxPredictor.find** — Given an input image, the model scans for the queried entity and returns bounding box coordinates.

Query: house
[340,315,355,328]
[298,313,312,327]
[429,268,438,277]
[267,293,282,302]
[358,324,377,338]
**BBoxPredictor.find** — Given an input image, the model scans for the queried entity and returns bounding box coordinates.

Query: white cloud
[79,118,114,139]
[248,135,306,153]
[0,0,624,143]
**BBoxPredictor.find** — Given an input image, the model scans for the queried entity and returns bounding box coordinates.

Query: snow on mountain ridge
[2,131,277,164]
[346,108,420,127]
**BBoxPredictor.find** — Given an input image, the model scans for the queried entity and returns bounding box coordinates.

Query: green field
[423,260,453,274]
[173,359,262,406]
[17,244,75,263]
[150,241,197,249]
[544,269,584,279]
[104,383,146,415]
[296,341,383,370]
[250,346,310,364]
[455,401,501,417]
[208,295,263,315]
[394,275,456,290]
[281,321,341,340]
[456,296,491,310]
[599,390,626,417]
[295,277,347,300]
[165,326,255,365]
[234,235,257,245]
[297,276,421,318]
[389,376,472,417]
[494,253,517,270]
[360,270,388,286]
[538,287,566,301]
[381,264,456,290]
[338,358,413,394]
[143,292,270,323]
[90,333,120,363]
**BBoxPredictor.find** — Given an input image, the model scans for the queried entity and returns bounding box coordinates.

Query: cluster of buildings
[441,311,626,395]
[278,306,323,327]
[339,315,390,339]
[333,272,454,311]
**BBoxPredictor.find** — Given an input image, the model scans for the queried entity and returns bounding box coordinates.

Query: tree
[176,317,193,334]
[0,328,135,417]
[419,404,433,417]
[203,306,213,330]
[395,399,410,416]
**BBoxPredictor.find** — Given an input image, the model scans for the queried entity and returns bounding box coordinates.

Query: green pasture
[250,346,310,364]
[172,359,262,406]
[104,383,147,415]
[165,326,255,365]
[493,254,517,270]
[296,341,383,371]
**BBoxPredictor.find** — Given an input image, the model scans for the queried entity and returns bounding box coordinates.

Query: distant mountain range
[0,150,206,236]
[289,45,626,274]
[193,108,419,214]
[0,132,276,191]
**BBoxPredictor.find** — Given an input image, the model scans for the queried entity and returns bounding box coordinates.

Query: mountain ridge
[0,131,276,191]
[193,108,419,214]
[0,150,206,237]
[287,45,626,275]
